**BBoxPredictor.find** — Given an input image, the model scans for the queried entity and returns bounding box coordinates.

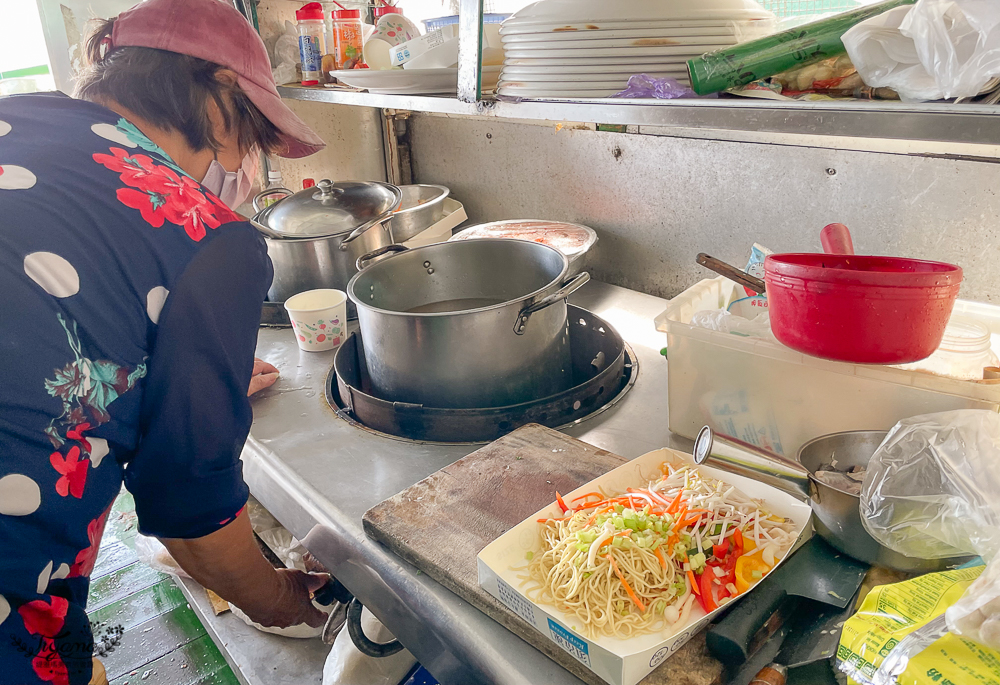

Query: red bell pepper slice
[555,491,569,513]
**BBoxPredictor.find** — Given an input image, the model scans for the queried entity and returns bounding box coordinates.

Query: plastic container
[296,2,326,86]
[422,13,509,32]
[655,276,1000,458]
[332,9,365,70]
[896,317,1000,380]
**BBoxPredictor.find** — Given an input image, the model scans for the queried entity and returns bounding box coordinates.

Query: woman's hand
[248,358,279,396]
[161,510,330,629]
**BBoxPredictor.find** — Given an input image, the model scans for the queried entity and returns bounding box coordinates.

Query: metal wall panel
[408,114,1000,302]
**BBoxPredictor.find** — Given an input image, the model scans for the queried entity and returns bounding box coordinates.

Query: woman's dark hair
[76,17,283,156]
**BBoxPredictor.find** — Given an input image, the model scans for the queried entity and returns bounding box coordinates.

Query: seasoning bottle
[259,170,289,208]
[303,178,316,189]
[295,2,326,86]
[332,9,365,70]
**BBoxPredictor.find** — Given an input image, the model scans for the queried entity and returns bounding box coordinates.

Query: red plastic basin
[764,253,963,364]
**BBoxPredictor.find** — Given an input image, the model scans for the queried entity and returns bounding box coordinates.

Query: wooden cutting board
[363,424,723,685]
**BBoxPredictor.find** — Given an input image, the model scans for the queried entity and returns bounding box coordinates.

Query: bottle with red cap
[296,2,326,85]
[372,4,420,48]
[332,8,366,70]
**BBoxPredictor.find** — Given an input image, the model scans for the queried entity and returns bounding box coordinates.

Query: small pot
[347,239,590,408]
[250,180,402,309]
[693,426,970,572]
[387,184,450,243]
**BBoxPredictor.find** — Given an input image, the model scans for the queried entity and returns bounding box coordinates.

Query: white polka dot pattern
[0,473,41,516]
[0,164,36,190]
[147,286,169,324]
[37,560,53,594]
[51,563,70,581]
[90,438,110,468]
[0,120,10,137]
[23,252,80,298]
[0,595,8,627]
[91,123,136,147]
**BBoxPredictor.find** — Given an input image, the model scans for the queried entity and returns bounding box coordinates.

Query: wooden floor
[88,490,239,685]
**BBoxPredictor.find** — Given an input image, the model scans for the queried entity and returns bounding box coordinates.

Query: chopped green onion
[752,570,763,580]
[525,551,534,561]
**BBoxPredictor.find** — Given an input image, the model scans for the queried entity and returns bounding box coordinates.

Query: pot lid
[256,179,401,239]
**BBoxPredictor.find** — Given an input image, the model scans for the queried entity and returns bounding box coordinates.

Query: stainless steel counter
[243,280,682,684]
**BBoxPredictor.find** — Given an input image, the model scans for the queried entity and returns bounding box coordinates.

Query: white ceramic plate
[503,45,717,58]
[500,26,740,42]
[501,63,692,75]
[331,66,500,95]
[500,34,736,49]
[507,0,773,23]
[506,55,695,66]
[500,18,774,35]
[500,70,687,83]
[498,86,631,98]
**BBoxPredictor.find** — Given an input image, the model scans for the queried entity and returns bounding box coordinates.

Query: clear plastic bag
[861,409,1000,651]
[844,0,1000,101]
[134,534,191,579]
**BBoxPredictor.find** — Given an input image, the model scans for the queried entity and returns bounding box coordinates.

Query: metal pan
[693,426,970,572]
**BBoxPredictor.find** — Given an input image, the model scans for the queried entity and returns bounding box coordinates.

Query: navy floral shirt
[0,92,272,684]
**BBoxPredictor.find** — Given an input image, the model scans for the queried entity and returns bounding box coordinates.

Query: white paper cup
[284,289,347,352]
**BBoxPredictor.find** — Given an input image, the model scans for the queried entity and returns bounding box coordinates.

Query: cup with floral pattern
[284,289,347,352]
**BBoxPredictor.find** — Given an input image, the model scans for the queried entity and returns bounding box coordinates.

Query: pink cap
[111,0,325,159]
[333,9,361,19]
[296,2,325,21]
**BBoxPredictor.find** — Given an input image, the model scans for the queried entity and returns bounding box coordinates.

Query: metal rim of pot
[349,241,591,335]
[250,180,403,250]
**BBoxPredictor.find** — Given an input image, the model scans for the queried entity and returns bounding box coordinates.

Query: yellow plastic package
[838,566,1000,685]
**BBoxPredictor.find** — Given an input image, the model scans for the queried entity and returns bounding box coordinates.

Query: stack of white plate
[497,0,776,99]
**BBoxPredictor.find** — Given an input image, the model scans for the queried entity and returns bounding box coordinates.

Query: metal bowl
[387,185,450,243]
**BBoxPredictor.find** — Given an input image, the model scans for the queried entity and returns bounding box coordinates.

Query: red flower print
[117,187,168,228]
[31,640,69,685]
[65,423,91,453]
[93,148,170,192]
[19,596,68,638]
[70,506,112,578]
[31,639,69,685]
[50,446,88,498]
[206,192,241,225]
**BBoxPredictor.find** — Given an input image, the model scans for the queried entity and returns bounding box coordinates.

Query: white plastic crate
[655,276,1000,458]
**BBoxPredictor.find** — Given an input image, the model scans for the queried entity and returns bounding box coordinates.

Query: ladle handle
[693,426,810,500]
[696,253,766,294]
[821,223,855,255]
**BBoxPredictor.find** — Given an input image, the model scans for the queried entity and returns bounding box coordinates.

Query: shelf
[279,84,1000,150]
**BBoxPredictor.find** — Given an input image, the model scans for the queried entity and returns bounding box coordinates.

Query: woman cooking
[0,0,331,682]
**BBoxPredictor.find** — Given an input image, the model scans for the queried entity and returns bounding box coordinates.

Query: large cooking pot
[387,184,450,243]
[250,180,402,309]
[347,239,590,408]
[693,426,971,572]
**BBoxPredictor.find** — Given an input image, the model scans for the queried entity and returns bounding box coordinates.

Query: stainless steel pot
[250,180,402,308]
[693,426,970,572]
[347,238,590,409]
[387,184,450,243]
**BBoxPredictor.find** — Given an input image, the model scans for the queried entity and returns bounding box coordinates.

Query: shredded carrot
[654,547,667,570]
[571,491,605,503]
[667,533,679,548]
[688,569,700,595]
[555,492,569,513]
[666,490,684,514]
[586,505,615,526]
[608,554,646,613]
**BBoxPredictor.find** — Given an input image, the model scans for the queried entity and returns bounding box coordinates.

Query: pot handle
[356,244,408,271]
[251,187,292,213]
[513,272,591,335]
[339,216,392,251]
[693,426,811,500]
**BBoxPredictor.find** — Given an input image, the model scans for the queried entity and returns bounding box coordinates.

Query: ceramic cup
[284,289,347,352]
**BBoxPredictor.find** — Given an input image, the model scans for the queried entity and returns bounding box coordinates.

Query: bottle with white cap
[259,167,290,208]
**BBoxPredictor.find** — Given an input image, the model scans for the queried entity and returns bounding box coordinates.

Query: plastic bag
[246,498,310,572]
[837,565,1000,685]
[689,309,773,340]
[134,534,191,579]
[862,409,1000,651]
[844,0,1000,101]
[613,74,695,99]
[322,606,416,685]
[272,20,300,86]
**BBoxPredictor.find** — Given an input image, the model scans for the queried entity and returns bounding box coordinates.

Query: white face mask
[201,148,260,210]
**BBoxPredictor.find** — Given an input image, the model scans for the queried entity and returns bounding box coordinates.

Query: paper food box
[478,447,812,685]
